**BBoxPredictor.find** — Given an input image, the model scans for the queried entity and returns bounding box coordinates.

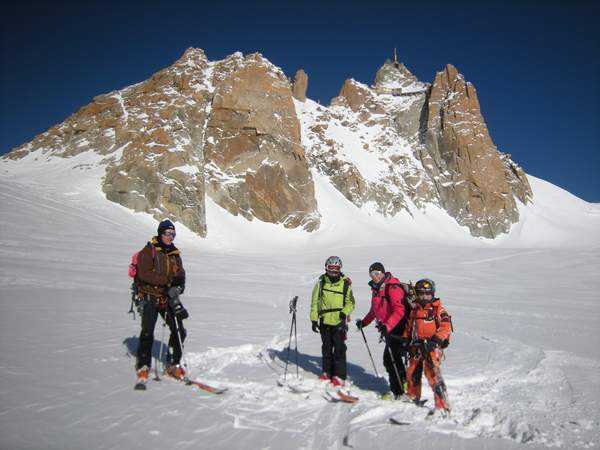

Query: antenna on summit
[393,48,398,67]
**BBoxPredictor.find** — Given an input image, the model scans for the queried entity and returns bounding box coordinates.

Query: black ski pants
[320,323,347,379]
[383,335,407,395]
[136,296,186,370]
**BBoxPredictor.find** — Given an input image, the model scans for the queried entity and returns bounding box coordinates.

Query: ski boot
[331,376,345,387]
[165,364,186,380]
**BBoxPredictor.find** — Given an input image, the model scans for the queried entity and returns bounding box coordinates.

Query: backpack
[381,281,413,335]
[127,243,156,319]
[128,252,140,278]
[128,243,156,280]
[317,273,351,317]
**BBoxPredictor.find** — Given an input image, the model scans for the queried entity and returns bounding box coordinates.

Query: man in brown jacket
[135,219,187,387]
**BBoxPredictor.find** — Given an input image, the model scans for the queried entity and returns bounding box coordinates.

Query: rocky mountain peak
[373,56,429,96]
[174,47,209,68]
[422,63,532,237]
[3,50,531,239]
[292,69,308,102]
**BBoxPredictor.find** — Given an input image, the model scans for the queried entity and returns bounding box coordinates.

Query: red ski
[184,377,228,395]
[325,389,359,403]
[164,371,227,395]
[336,389,359,403]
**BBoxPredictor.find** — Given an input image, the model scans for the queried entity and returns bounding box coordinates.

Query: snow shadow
[267,347,389,393]
[122,335,170,363]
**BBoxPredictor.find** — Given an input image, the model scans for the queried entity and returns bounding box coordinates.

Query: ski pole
[359,327,380,378]
[171,310,191,379]
[154,313,166,381]
[283,296,299,382]
[293,308,299,378]
[385,336,406,394]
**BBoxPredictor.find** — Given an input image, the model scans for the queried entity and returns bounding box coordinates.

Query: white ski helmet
[324,255,343,272]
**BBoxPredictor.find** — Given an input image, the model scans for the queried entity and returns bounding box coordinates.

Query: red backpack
[127,243,156,319]
[128,243,156,279]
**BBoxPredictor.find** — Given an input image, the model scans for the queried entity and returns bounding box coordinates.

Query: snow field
[1,150,599,449]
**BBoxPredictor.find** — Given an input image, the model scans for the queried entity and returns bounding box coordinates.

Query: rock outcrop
[422,64,532,237]
[4,49,321,235]
[374,59,421,91]
[205,54,319,230]
[292,69,308,102]
[4,49,532,239]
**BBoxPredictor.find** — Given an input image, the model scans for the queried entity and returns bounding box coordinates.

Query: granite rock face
[422,64,532,237]
[5,49,531,239]
[291,69,308,102]
[204,53,319,231]
[7,48,211,235]
[5,49,320,235]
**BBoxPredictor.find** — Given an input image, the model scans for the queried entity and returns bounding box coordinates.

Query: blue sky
[1,0,598,201]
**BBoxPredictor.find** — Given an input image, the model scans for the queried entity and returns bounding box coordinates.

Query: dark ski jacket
[136,236,185,297]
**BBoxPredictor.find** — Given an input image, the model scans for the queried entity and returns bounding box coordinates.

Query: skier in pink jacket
[356,262,409,399]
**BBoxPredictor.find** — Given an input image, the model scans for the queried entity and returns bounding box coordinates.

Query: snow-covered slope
[0,153,599,449]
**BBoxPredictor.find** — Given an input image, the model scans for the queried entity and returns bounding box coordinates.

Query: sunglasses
[326,265,341,273]
[162,230,176,238]
[369,270,383,277]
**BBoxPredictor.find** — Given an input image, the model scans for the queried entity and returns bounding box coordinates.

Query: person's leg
[424,351,450,410]
[163,309,186,365]
[136,298,159,369]
[320,325,334,377]
[383,339,406,395]
[331,326,347,379]
[406,355,423,400]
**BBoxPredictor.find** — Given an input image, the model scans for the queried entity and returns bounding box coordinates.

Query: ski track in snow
[1,154,600,449]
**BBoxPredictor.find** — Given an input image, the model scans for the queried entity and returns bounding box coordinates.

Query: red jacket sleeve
[434,305,452,341]
[384,284,405,332]
[361,306,376,327]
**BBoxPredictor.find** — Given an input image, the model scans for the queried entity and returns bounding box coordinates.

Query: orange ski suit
[403,298,452,410]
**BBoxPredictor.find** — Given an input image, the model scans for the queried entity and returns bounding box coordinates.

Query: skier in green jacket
[310,256,355,386]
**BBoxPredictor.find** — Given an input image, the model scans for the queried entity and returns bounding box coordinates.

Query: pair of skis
[280,379,359,403]
[387,399,454,426]
[135,374,227,394]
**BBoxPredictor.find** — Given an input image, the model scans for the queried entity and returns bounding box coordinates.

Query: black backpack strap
[383,282,401,301]
[384,282,410,335]
[318,275,350,316]
[342,277,349,309]
[147,241,158,272]
[318,274,325,316]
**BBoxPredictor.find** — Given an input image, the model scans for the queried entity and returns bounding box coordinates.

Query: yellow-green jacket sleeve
[310,281,320,322]
[342,285,355,317]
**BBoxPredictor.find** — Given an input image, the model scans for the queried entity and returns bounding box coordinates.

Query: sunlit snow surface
[1,151,599,449]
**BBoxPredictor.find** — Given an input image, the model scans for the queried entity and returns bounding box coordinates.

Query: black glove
[172,276,185,294]
[398,336,410,349]
[355,319,363,330]
[339,311,347,321]
[423,336,441,353]
[168,290,189,320]
[167,286,183,298]
[376,321,388,337]
[311,321,320,333]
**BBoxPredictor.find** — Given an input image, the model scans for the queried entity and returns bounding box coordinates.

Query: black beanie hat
[157,219,175,235]
[369,262,385,273]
